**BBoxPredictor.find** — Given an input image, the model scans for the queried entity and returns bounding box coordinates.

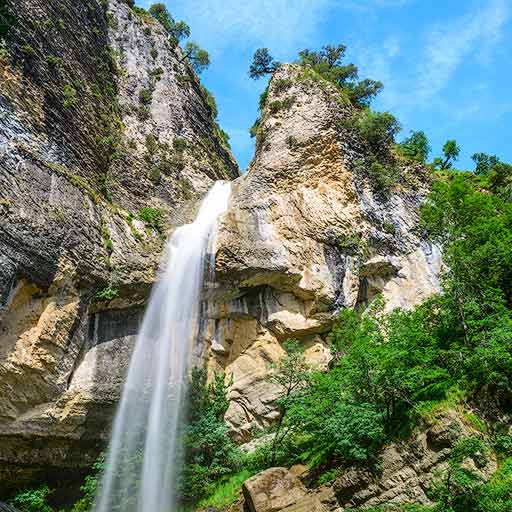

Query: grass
[198,470,253,509]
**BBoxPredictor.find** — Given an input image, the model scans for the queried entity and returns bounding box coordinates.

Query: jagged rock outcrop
[0,0,238,492]
[206,64,442,439]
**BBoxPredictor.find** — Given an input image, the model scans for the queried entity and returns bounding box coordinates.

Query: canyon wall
[0,0,238,492]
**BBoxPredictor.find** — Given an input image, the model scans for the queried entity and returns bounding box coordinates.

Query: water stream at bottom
[94,181,232,512]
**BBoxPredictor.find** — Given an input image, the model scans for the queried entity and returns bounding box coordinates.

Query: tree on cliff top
[149,3,190,44]
[433,139,460,170]
[148,3,209,73]
[249,48,281,79]
[248,44,383,107]
[298,44,383,107]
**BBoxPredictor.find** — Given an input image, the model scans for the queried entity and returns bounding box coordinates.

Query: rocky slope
[238,411,497,512]
[0,0,238,492]
[206,65,441,439]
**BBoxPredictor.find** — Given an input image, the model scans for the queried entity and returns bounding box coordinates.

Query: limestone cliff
[0,0,238,492]
[206,65,442,439]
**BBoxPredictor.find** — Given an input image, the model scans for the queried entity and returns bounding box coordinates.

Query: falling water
[94,181,232,512]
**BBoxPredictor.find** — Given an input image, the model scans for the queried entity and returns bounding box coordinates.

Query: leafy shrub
[397,130,430,163]
[11,485,53,512]
[273,78,293,94]
[70,455,105,512]
[268,96,295,114]
[63,84,78,108]
[138,87,153,106]
[356,110,401,149]
[95,286,119,301]
[172,137,187,152]
[367,159,399,193]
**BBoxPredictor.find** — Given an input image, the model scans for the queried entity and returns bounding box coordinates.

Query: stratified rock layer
[0,0,238,492]
[207,65,442,439]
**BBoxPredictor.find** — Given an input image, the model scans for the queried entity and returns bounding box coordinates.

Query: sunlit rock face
[208,64,442,439]
[0,0,238,492]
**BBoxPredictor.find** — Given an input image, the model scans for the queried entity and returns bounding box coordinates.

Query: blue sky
[139,0,512,172]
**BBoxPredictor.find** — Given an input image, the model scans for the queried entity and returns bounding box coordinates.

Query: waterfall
[94,181,232,512]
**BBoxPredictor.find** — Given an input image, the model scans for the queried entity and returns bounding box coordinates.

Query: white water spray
[94,181,231,512]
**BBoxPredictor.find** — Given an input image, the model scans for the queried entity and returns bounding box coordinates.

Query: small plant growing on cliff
[285,135,298,150]
[95,285,119,301]
[138,207,164,234]
[46,54,62,71]
[138,87,153,106]
[63,83,78,108]
[268,96,296,114]
[20,43,36,56]
[173,137,188,152]
[11,485,53,512]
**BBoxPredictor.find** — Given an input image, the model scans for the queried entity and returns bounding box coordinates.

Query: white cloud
[414,0,510,103]
[159,0,334,53]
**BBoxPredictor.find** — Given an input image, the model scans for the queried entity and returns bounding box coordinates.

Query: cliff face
[0,0,238,492]
[207,65,441,439]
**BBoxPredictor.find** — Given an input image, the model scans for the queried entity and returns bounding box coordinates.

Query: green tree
[148,3,190,45]
[471,153,512,201]
[298,44,383,107]
[472,152,500,176]
[433,139,460,170]
[249,48,280,79]
[181,41,210,74]
[422,175,512,405]
[182,369,241,503]
[398,130,431,163]
[267,340,310,464]
[356,110,401,149]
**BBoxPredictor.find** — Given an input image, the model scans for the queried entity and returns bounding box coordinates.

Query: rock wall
[206,65,442,439]
[0,0,238,492]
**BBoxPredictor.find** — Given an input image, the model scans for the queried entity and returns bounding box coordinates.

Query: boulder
[243,468,309,512]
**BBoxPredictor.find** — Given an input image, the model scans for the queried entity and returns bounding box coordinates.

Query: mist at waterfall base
[94,181,232,512]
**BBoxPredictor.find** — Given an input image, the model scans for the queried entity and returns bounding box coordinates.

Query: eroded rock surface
[243,467,326,512]
[207,65,441,438]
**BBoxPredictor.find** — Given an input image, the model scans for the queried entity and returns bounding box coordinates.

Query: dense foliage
[180,369,242,503]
